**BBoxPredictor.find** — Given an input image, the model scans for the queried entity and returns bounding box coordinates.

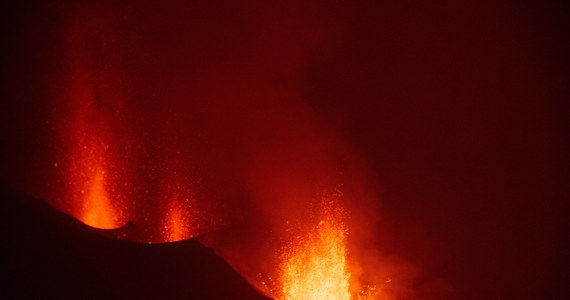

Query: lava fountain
[164,199,191,242]
[63,49,123,230]
[47,3,217,242]
[51,12,132,230]
[275,194,378,300]
[279,199,351,300]
[160,179,200,243]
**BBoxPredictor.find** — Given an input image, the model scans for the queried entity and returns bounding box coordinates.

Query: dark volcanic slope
[0,186,271,300]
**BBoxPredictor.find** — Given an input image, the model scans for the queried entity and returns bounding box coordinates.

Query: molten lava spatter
[279,201,351,300]
[157,156,201,242]
[56,15,129,230]
[68,86,123,229]
[164,199,194,242]
[81,165,118,229]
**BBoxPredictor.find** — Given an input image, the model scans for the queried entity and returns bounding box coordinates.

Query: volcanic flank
[1,185,270,300]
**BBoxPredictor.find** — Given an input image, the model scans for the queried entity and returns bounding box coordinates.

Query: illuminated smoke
[44,0,411,298]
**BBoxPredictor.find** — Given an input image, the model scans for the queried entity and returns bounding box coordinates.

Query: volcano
[1,0,567,299]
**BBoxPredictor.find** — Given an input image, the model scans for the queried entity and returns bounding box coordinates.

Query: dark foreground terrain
[1,186,270,300]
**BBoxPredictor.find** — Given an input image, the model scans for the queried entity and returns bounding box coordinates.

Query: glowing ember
[279,201,351,300]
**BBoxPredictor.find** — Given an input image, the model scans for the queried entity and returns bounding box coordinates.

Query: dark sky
[1,1,568,299]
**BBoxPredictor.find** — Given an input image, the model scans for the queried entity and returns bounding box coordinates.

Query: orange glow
[164,200,193,242]
[279,201,351,300]
[64,77,123,230]
[276,198,380,300]
[70,106,122,229]
[81,166,119,229]
[55,17,130,231]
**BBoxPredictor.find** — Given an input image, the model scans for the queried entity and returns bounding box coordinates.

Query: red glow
[165,201,187,242]
[2,1,565,299]
[44,4,392,295]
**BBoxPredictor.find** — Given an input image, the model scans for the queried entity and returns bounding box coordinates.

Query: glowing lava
[69,100,122,230]
[81,165,118,229]
[61,53,124,230]
[60,17,127,230]
[279,201,351,300]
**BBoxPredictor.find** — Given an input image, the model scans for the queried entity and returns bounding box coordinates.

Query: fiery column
[53,14,130,230]
[279,201,351,300]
